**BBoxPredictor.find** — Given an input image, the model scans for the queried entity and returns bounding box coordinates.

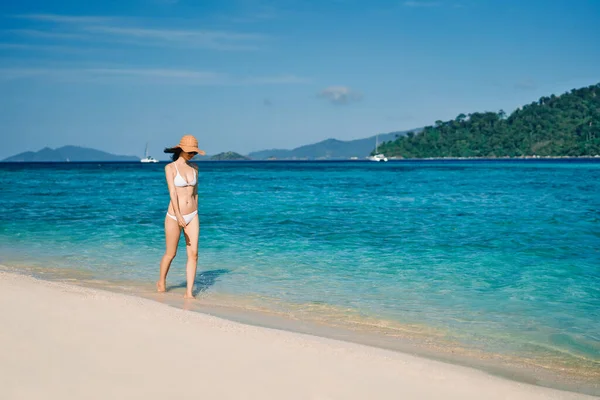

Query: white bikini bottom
[166,210,198,226]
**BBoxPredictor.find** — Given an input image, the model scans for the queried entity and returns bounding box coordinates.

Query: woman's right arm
[165,164,186,227]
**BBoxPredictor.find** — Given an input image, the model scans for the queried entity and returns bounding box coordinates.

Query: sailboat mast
[375,135,378,153]
[145,143,149,158]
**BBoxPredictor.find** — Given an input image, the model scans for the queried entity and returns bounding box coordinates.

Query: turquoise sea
[1,160,599,392]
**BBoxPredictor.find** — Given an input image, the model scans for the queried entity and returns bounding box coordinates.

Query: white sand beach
[0,272,594,400]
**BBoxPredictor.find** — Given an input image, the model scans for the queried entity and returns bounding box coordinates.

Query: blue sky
[1,0,599,159]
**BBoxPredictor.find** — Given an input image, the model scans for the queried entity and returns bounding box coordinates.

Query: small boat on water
[367,135,388,162]
[140,143,158,163]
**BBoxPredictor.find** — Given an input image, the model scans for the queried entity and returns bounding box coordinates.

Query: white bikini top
[173,163,197,187]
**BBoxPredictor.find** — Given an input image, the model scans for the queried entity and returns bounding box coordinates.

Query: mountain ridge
[248,129,418,160]
[209,151,250,161]
[3,130,420,162]
[2,145,139,162]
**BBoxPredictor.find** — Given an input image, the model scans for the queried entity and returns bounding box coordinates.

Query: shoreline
[1,271,597,400]
[2,155,600,163]
[1,266,598,397]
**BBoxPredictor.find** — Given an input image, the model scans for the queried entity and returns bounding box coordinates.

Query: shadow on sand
[168,269,230,296]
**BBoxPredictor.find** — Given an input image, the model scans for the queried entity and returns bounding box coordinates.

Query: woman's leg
[157,215,181,292]
[182,214,199,298]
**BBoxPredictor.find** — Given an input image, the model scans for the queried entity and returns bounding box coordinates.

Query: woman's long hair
[164,146,183,161]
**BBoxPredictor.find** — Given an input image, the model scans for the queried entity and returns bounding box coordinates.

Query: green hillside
[377,83,600,158]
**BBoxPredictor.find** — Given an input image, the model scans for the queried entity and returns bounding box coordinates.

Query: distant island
[209,152,250,161]
[2,146,139,162]
[248,129,417,160]
[377,83,600,158]
[2,131,418,162]
[5,83,599,162]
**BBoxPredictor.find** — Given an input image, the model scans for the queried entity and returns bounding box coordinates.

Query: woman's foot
[156,281,166,293]
[184,292,195,299]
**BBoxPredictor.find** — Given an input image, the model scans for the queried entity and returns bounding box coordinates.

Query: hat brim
[179,145,206,155]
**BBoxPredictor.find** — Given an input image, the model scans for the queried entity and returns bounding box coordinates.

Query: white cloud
[244,74,309,85]
[9,14,266,51]
[0,67,308,86]
[0,68,55,80]
[7,29,88,40]
[13,14,114,24]
[318,86,362,105]
[84,26,264,50]
[88,68,223,79]
[0,67,222,83]
[0,43,101,54]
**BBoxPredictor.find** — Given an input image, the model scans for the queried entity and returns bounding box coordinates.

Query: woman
[157,135,206,299]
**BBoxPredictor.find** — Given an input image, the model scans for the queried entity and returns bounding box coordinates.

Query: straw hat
[175,135,205,155]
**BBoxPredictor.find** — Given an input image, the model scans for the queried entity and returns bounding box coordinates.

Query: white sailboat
[140,143,158,163]
[367,134,388,162]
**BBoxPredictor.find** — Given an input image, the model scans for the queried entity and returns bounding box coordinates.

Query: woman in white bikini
[157,135,206,299]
